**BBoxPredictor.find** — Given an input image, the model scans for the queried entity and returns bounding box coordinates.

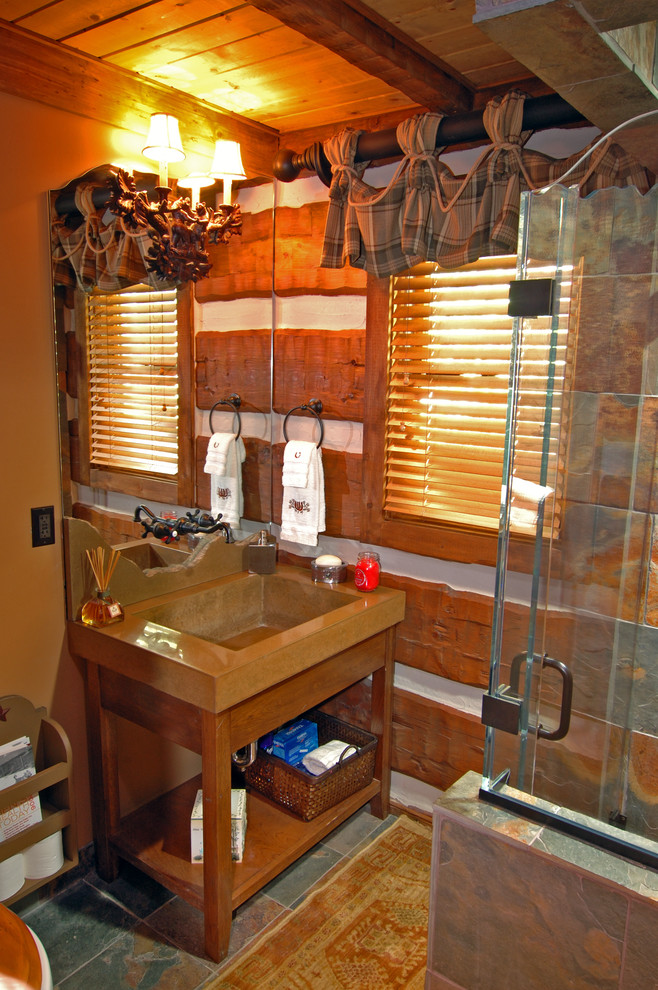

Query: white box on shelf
[0,735,42,841]
[191,788,247,864]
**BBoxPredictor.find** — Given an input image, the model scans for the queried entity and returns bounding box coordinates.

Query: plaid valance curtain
[320,90,654,277]
[51,183,166,292]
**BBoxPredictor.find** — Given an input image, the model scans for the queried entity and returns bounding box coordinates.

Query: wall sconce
[103,121,245,283]
[210,140,247,205]
[142,113,185,187]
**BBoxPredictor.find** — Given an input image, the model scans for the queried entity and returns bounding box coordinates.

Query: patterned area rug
[210,815,432,990]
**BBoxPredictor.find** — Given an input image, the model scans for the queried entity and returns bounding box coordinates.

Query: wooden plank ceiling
[1,0,655,171]
[0,0,545,143]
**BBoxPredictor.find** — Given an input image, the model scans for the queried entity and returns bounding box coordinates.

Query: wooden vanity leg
[369,626,394,819]
[84,661,120,881]
[201,710,233,963]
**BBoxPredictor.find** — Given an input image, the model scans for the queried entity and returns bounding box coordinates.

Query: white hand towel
[280,445,326,547]
[302,740,358,776]
[204,432,235,474]
[282,440,316,488]
[210,437,246,527]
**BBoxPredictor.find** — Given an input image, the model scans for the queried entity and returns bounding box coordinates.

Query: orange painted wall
[0,91,183,846]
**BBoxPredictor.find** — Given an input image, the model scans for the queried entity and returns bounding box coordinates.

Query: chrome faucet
[216,521,235,543]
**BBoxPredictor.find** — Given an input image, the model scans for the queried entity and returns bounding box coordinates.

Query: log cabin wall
[192,162,495,813]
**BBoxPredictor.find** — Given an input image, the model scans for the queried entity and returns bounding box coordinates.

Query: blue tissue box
[270,719,319,766]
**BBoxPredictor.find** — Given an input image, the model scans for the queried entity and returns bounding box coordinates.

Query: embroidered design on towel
[288,498,311,514]
[280,440,325,546]
[216,486,233,501]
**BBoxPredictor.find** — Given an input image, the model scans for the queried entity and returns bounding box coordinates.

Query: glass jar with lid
[354,551,380,591]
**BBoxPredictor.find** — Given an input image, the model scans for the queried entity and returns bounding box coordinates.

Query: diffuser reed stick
[81,547,124,627]
[86,547,120,593]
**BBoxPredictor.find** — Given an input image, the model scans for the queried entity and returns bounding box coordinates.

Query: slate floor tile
[56,920,214,990]
[264,842,343,908]
[87,861,176,919]
[22,880,138,984]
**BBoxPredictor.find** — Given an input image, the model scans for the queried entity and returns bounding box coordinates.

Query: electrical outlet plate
[31,506,55,547]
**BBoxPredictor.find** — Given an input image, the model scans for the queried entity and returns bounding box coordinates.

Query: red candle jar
[354,551,380,591]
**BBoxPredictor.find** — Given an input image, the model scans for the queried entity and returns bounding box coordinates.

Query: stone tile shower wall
[426,774,658,990]
[530,186,658,841]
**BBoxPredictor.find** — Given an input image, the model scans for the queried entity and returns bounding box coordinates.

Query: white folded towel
[302,740,358,776]
[280,444,326,547]
[210,436,246,527]
[282,440,316,488]
[204,432,235,474]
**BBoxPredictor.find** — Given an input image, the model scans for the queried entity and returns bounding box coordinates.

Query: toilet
[0,903,52,990]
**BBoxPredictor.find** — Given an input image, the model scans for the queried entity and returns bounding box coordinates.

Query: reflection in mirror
[268,173,368,564]
[50,166,274,610]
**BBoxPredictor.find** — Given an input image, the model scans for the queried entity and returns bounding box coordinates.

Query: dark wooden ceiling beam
[247,0,474,115]
[576,0,658,32]
[474,0,658,172]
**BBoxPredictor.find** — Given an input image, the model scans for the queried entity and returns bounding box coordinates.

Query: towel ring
[282,398,323,448]
[209,393,242,440]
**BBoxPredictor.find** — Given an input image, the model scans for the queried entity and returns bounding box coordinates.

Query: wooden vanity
[68,565,404,962]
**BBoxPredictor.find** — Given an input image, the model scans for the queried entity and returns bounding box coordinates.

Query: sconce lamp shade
[210,140,246,180]
[142,114,186,164]
[210,139,246,205]
[177,172,215,205]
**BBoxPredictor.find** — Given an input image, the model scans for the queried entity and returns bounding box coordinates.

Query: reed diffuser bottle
[81,547,124,627]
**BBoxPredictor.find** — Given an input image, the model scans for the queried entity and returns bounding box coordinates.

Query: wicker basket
[243,710,377,821]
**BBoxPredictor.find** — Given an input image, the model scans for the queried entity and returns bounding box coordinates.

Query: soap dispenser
[245,530,277,574]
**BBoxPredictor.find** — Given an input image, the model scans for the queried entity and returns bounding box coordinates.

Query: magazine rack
[0,695,77,903]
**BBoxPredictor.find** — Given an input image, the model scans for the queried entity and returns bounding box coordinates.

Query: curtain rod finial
[273,148,299,182]
[273,143,332,186]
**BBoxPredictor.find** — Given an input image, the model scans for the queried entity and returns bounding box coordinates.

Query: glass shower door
[481,180,658,867]
[482,182,574,797]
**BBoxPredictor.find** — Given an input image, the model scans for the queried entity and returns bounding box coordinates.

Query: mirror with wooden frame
[50,166,275,565]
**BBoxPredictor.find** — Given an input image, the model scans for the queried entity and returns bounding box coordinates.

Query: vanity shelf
[109,773,380,911]
[0,696,78,905]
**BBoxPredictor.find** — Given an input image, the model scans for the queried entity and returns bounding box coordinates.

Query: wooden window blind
[85,283,179,477]
[385,255,569,535]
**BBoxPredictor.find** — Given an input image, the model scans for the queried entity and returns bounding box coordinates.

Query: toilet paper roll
[23,831,64,880]
[0,853,25,901]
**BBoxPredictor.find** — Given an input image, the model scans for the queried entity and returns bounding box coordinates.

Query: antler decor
[107,167,242,283]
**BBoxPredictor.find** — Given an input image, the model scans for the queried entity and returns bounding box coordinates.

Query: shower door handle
[506,652,573,741]
[537,656,573,740]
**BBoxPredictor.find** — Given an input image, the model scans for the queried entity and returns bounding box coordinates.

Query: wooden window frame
[74,282,195,506]
[362,273,540,572]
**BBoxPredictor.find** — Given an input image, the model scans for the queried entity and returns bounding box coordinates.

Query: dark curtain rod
[54,168,161,218]
[273,93,587,185]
